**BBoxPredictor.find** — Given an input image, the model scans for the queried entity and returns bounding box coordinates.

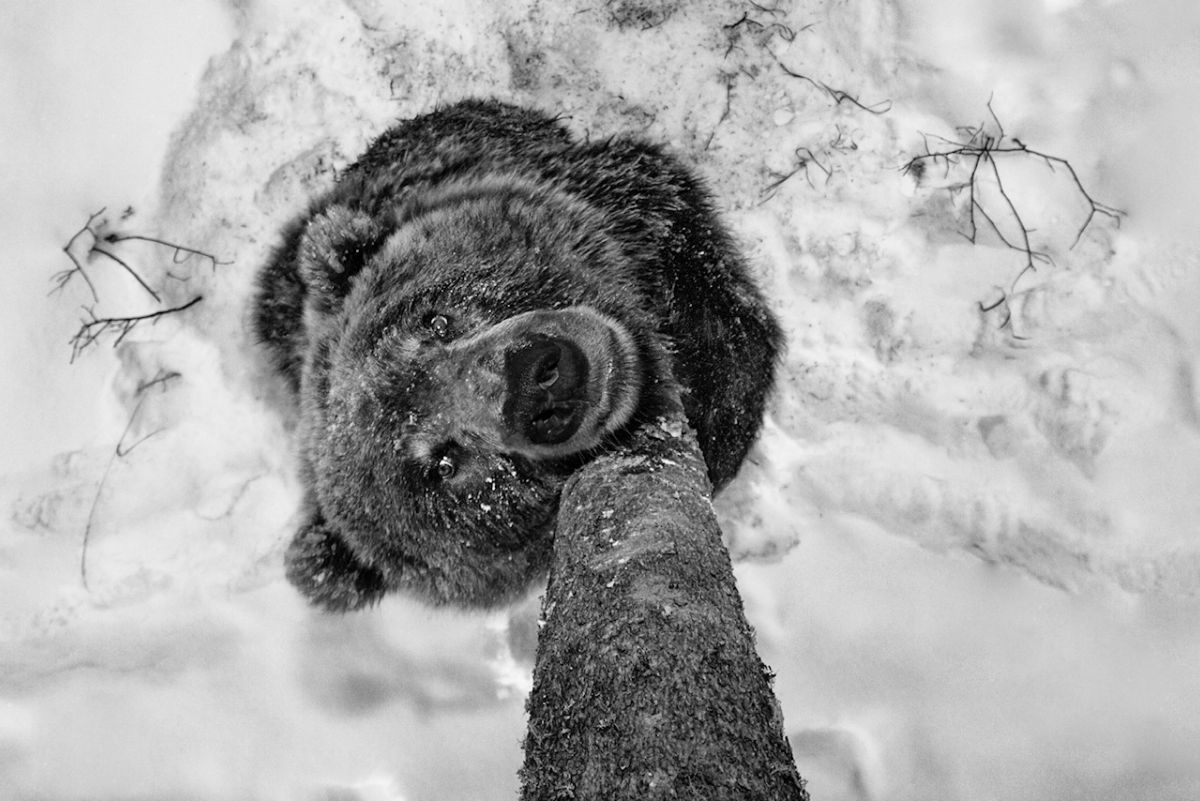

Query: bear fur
[254,100,781,612]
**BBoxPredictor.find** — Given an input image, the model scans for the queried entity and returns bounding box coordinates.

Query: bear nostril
[536,362,559,390]
[504,335,589,449]
[509,338,579,399]
[529,403,576,444]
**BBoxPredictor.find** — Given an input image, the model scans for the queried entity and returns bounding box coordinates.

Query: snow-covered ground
[3,1,1199,799]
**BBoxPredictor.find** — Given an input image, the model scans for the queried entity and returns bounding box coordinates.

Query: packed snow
[2,0,1199,799]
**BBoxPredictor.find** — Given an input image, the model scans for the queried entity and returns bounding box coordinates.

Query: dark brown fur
[254,100,781,611]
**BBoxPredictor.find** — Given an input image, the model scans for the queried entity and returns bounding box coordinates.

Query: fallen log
[520,411,808,800]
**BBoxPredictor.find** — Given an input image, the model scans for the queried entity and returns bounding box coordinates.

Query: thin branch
[828,124,859,152]
[722,10,797,43]
[771,54,892,114]
[901,99,1124,334]
[54,208,107,302]
[90,246,161,302]
[54,209,231,318]
[761,146,832,198]
[137,370,182,394]
[69,296,203,363]
[115,427,167,459]
[54,208,159,304]
[721,6,809,58]
[101,233,232,271]
[80,370,182,589]
[704,73,736,151]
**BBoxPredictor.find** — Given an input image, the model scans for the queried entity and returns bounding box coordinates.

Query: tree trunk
[519,412,808,800]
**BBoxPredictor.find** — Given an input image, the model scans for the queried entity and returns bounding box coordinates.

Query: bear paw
[284,520,387,612]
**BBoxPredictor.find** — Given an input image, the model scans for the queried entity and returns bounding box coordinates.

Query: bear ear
[298,205,388,312]
[284,519,388,612]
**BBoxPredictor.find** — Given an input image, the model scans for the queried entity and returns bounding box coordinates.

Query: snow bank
[3,0,1199,799]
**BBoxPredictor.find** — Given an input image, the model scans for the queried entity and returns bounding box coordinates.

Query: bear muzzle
[420,306,642,461]
[504,334,590,447]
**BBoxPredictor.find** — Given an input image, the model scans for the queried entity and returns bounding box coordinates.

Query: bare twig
[69,296,204,363]
[55,208,107,302]
[721,5,810,58]
[902,99,1124,330]
[56,209,224,359]
[80,369,181,589]
[771,55,892,114]
[100,233,231,272]
[54,208,161,303]
[718,5,883,119]
[704,73,737,151]
[762,146,832,198]
[828,124,860,152]
[55,209,229,303]
[90,246,162,302]
[723,10,797,49]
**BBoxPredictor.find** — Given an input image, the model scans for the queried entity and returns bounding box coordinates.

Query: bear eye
[436,454,456,479]
[427,314,451,340]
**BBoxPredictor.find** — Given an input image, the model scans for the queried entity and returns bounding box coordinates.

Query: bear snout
[427,306,641,460]
[504,335,590,447]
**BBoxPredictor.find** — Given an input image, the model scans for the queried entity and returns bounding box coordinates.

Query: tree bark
[519,412,808,800]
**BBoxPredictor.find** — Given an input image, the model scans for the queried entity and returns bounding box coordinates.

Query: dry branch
[80,369,181,589]
[903,101,1124,329]
[704,73,737,151]
[520,409,807,800]
[772,57,892,115]
[718,5,889,116]
[101,232,231,272]
[722,9,800,56]
[56,208,108,303]
[762,145,833,197]
[56,209,220,360]
[69,297,203,363]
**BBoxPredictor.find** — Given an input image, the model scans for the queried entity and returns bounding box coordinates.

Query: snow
[3,0,1199,799]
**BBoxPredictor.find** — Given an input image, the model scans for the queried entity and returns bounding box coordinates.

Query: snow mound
[4,0,1200,798]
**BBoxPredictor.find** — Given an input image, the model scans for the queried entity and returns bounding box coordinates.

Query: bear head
[289,181,669,608]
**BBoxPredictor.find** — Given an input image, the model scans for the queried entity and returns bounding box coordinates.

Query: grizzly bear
[254,100,780,612]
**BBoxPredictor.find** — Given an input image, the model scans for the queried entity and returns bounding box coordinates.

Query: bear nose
[504,336,589,446]
[511,338,585,404]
